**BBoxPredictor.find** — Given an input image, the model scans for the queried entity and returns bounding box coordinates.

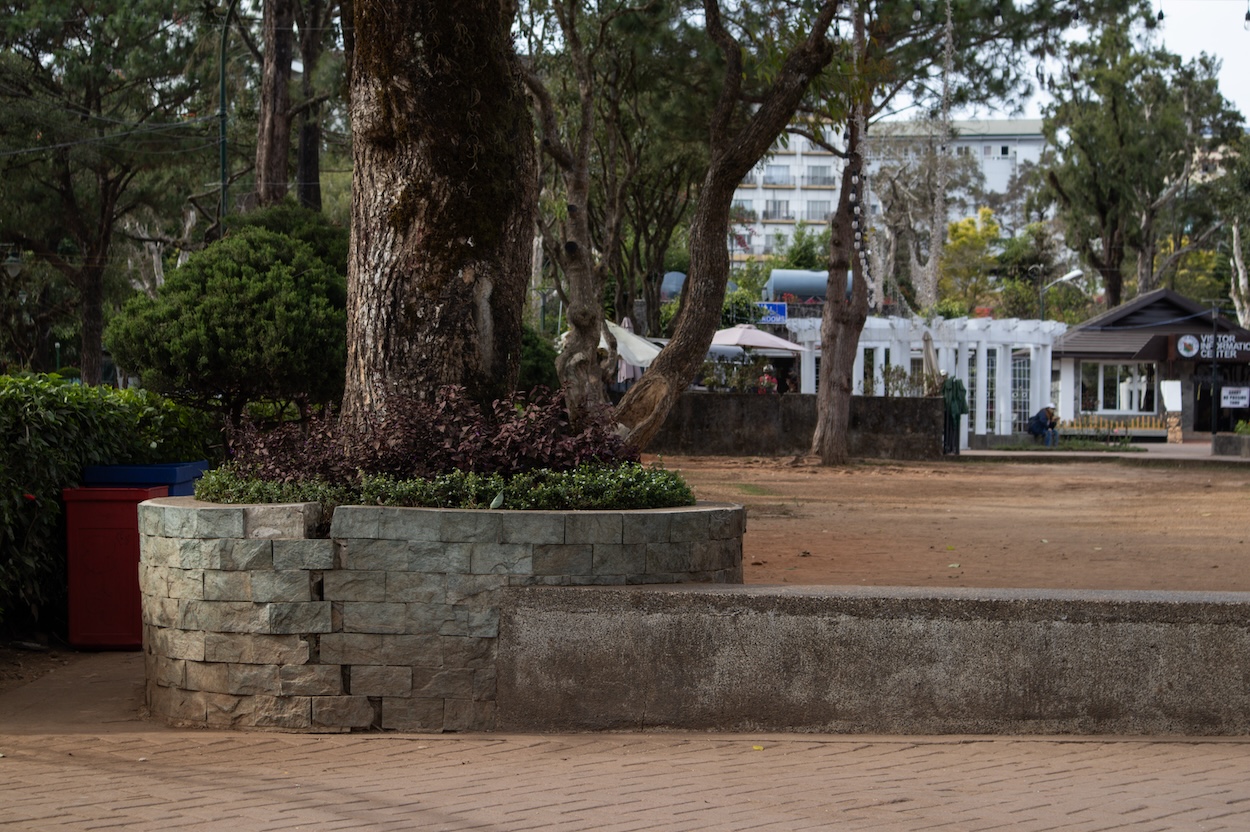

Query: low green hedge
[0,374,219,630]
[196,462,697,536]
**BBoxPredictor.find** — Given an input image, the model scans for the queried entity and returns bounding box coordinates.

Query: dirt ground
[4,455,1248,696]
[655,455,1250,592]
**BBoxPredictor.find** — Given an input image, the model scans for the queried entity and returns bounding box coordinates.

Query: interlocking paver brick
[5,654,1250,830]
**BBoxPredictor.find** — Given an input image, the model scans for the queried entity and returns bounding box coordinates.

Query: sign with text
[1222,387,1250,409]
[1174,333,1250,362]
[756,302,787,324]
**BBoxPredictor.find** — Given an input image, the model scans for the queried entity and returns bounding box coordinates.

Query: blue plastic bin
[80,460,208,497]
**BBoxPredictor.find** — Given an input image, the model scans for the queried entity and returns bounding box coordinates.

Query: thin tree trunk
[255,0,295,206]
[295,0,327,211]
[76,264,105,385]
[1232,222,1250,327]
[614,0,838,449]
[341,0,536,427]
[811,150,868,464]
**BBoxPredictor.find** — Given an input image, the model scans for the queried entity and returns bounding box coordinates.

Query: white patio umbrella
[604,319,661,367]
[711,323,806,352]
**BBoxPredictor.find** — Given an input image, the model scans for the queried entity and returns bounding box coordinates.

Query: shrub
[223,201,349,276]
[225,385,639,483]
[196,462,695,532]
[105,226,347,423]
[517,325,559,392]
[205,385,690,525]
[0,374,219,629]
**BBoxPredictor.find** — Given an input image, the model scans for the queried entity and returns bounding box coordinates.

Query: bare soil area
[655,455,1250,592]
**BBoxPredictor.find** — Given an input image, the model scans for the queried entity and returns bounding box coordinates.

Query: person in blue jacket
[1028,403,1059,448]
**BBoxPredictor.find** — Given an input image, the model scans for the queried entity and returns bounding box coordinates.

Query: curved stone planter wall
[138,498,744,732]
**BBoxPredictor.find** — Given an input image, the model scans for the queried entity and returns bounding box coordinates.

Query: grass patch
[734,483,777,496]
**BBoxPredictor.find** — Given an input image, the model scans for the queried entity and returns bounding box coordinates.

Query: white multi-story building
[730,118,1045,261]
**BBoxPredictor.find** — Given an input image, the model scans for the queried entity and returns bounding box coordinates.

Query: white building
[730,118,1045,261]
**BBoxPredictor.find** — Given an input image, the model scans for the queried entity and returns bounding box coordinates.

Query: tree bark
[255,0,295,206]
[811,145,868,464]
[294,0,330,211]
[613,0,838,449]
[1232,221,1250,327]
[341,0,535,427]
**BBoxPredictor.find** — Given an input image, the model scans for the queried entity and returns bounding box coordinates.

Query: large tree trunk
[614,0,838,449]
[811,148,868,464]
[342,0,535,427]
[255,0,295,206]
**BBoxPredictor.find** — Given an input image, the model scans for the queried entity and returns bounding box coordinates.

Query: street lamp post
[1039,269,1084,320]
[219,0,242,224]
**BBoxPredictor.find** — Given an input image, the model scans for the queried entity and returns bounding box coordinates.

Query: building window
[731,199,756,222]
[806,200,831,222]
[956,146,969,156]
[1001,145,1010,156]
[1080,362,1157,413]
[805,165,837,186]
[763,165,793,186]
[763,200,792,221]
[983,145,993,157]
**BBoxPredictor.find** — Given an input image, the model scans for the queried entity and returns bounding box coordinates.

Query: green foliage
[1235,420,1250,437]
[196,462,695,527]
[773,223,831,271]
[0,1,217,382]
[939,208,1001,309]
[105,227,347,421]
[517,325,560,392]
[1039,19,1241,306]
[928,297,973,320]
[0,374,218,629]
[224,201,350,275]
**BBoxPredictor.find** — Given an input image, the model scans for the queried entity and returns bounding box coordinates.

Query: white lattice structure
[785,316,1067,449]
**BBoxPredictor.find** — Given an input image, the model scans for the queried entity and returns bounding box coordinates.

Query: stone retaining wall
[139,498,744,732]
[498,584,1250,735]
[646,392,942,459]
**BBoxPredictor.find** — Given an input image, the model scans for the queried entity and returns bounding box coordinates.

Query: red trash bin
[62,486,168,649]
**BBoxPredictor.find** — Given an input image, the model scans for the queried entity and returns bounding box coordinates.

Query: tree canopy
[106,226,347,422]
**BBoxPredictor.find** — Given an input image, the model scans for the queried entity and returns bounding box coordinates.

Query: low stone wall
[1213,433,1250,458]
[646,392,942,459]
[139,498,744,732]
[498,584,1250,735]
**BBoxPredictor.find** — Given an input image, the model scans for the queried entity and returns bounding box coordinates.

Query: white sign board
[1221,387,1250,409]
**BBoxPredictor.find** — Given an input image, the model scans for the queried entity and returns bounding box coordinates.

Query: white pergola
[785,316,1068,449]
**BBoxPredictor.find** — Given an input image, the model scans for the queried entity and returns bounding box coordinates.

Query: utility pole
[1211,300,1221,438]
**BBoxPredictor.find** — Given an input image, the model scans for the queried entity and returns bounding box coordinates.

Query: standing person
[940,371,969,455]
[1028,403,1059,448]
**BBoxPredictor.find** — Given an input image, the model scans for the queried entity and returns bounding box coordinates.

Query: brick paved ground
[3,654,1250,831]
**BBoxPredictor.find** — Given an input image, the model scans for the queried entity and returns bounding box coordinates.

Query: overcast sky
[977,0,1250,122]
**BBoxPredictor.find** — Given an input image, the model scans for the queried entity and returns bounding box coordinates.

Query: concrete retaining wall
[646,392,942,459]
[497,584,1250,735]
[1213,433,1250,458]
[138,498,744,732]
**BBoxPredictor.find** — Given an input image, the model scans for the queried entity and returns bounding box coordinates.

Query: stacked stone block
[139,497,744,732]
